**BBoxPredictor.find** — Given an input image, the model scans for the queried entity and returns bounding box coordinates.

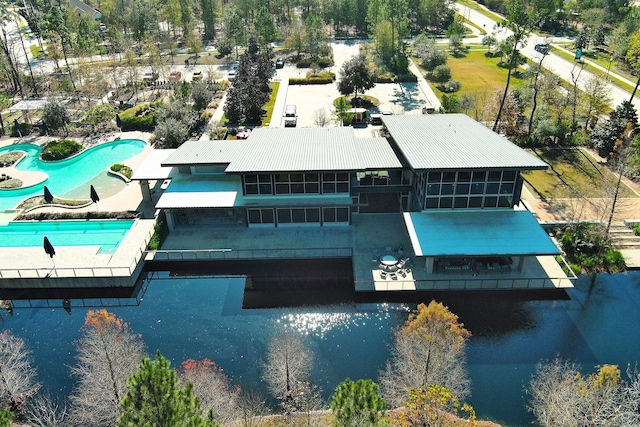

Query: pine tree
[330,378,386,426]
[118,351,218,427]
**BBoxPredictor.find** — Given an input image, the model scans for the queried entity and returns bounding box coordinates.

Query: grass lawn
[418,49,526,99]
[521,148,638,199]
[261,81,280,126]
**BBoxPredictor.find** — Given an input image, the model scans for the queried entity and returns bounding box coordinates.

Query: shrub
[634,223,640,236]
[41,139,83,161]
[438,79,462,92]
[148,219,169,250]
[431,65,451,83]
[10,121,33,137]
[110,163,133,179]
[375,72,418,83]
[117,102,159,131]
[289,72,336,85]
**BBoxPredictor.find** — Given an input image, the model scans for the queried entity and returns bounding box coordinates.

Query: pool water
[0,220,135,251]
[0,139,146,210]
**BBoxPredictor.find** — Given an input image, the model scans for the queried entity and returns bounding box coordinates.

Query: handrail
[145,247,354,261]
[356,276,576,291]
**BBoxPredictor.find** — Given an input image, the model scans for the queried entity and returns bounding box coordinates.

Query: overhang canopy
[131,149,175,181]
[155,175,242,209]
[404,210,560,257]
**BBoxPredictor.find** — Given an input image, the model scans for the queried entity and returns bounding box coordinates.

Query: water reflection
[1,272,640,427]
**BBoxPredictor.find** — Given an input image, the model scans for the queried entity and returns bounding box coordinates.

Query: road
[454,2,639,112]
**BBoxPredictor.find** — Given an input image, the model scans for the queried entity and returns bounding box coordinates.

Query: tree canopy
[337,55,376,99]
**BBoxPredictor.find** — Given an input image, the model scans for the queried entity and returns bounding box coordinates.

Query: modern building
[134,114,571,291]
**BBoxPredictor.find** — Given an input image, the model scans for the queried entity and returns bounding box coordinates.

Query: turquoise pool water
[0,220,135,252]
[0,139,146,211]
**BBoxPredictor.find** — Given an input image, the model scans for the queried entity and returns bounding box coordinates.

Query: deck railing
[357,275,576,291]
[145,247,353,261]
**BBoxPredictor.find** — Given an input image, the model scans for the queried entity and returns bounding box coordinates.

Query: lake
[2,271,640,426]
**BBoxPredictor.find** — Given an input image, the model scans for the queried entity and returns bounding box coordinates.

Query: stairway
[609,222,640,250]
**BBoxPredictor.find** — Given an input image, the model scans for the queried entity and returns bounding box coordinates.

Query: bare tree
[527,358,623,427]
[0,330,40,414]
[23,391,68,427]
[180,358,240,426]
[68,310,146,427]
[379,301,471,407]
[313,108,331,127]
[262,332,314,414]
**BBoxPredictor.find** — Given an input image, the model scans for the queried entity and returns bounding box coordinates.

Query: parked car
[168,70,182,81]
[192,69,203,81]
[142,71,159,83]
[534,43,550,54]
[232,61,239,69]
[284,105,297,127]
[98,23,107,33]
[275,58,284,69]
[228,70,236,81]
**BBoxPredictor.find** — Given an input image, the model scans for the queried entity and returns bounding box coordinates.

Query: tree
[379,301,471,407]
[337,55,376,101]
[413,34,447,71]
[23,392,68,427]
[68,310,146,427]
[191,83,214,112]
[0,330,40,414]
[180,359,240,426]
[330,378,386,426]
[431,65,451,83]
[0,409,9,427]
[200,0,217,41]
[389,385,476,427]
[581,76,612,130]
[626,29,640,102]
[42,101,71,135]
[83,103,117,134]
[493,0,534,132]
[527,359,624,427]
[482,35,498,53]
[152,117,190,148]
[118,351,217,427]
[313,108,331,126]
[262,333,313,414]
[333,97,355,126]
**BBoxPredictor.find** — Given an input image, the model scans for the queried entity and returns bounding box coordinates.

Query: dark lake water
[2,271,640,426]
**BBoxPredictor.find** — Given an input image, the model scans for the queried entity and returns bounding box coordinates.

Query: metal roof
[225,128,402,173]
[404,210,560,257]
[162,140,240,166]
[382,114,549,171]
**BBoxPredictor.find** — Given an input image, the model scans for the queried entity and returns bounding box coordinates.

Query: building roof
[224,127,403,173]
[132,149,175,180]
[404,210,560,257]
[382,114,548,171]
[156,175,243,209]
[162,140,239,166]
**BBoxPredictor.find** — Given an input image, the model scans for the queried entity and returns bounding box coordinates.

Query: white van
[284,105,297,127]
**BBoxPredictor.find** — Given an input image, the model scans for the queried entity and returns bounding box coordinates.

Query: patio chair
[380,271,388,280]
[378,263,387,271]
[387,265,399,272]
[399,269,407,278]
[390,272,398,280]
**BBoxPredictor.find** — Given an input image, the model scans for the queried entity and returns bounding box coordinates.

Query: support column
[516,255,524,272]
[424,257,434,274]
[166,210,175,231]
[140,180,152,201]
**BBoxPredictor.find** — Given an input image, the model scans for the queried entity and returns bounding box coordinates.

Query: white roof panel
[131,149,175,180]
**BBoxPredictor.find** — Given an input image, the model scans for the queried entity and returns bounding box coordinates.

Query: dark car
[534,43,550,54]
[275,58,284,69]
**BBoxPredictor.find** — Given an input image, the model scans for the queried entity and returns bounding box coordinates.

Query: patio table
[381,254,398,266]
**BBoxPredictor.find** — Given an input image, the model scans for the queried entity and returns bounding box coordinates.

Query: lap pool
[0,139,146,211]
[0,220,135,252]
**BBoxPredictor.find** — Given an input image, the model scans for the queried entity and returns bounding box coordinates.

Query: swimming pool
[0,219,135,252]
[0,139,146,211]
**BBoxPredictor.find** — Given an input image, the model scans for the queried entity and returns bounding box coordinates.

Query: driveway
[271,40,437,127]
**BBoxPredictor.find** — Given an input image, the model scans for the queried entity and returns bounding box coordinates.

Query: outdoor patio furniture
[380,271,387,279]
[380,254,398,266]
[390,272,398,280]
[399,269,407,278]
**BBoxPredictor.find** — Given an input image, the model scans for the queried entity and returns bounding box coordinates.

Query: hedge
[375,73,418,83]
[41,139,83,161]
[295,57,334,68]
[116,102,160,131]
[289,72,336,85]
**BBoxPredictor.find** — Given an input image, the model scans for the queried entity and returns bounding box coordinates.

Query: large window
[422,170,518,209]
[323,207,349,224]
[247,208,275,225]
[274,173,320,194]
[244,174,273,195]
[276,208,321,225]
[322,173,350,193]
